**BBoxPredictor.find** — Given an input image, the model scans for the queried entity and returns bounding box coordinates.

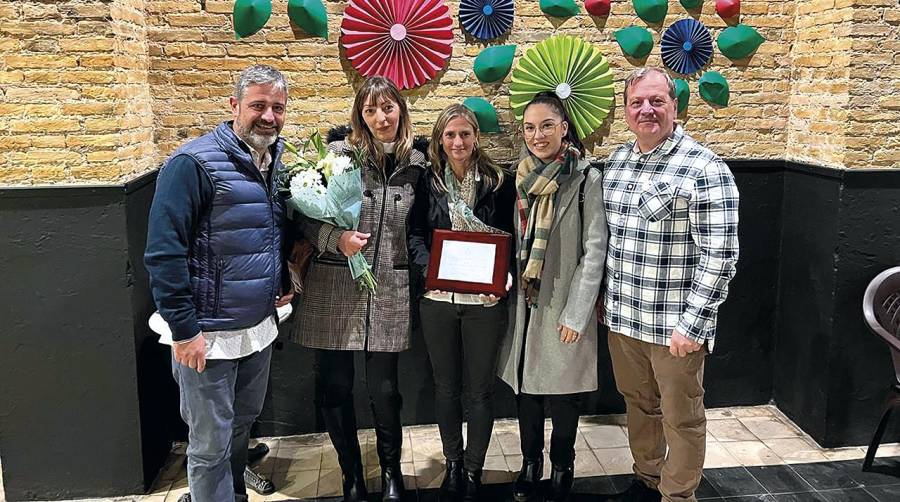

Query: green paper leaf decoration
[679,0,703,9]
[540,0,581,18]
[633,0,668,24]
[233,0,272,39]
[674,78,690,114]
[615,26,654,59]
[717,24,765,60]
[462,97,501,133]
[288,0,328,39]
[474,45,516,83]
[699,71,729,106]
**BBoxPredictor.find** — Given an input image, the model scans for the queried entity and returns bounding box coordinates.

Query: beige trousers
[608,331,707,502]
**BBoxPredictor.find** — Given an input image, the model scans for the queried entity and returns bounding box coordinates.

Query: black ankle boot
[381,463,405,501]
[546,463,574,501]
[513,456,543,501]
[439,459,464,500]
[462,468,482,502]
[342,463,368,502]
[320,404,368,501]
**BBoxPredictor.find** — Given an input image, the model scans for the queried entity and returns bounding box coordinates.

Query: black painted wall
[2,160,899,500]
[0,173,176,501]
[774,165,900,447]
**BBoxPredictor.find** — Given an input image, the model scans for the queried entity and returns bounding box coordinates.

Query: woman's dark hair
[522,91,585,158]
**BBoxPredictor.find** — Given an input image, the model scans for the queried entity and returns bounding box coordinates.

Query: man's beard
[236,120,278,151]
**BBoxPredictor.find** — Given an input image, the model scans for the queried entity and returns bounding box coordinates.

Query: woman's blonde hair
[348,76,414,168]
[428,104,505,193]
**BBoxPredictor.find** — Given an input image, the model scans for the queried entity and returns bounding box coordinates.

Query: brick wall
[786,0,852,168]
[146,0,795,166]
[0,0,897,185]
[0,0,155,184]
[845,1,900,168]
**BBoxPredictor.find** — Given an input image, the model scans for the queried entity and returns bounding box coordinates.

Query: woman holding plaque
[497,92,609,502]
[407,104,516,501]
[292,76,426,502]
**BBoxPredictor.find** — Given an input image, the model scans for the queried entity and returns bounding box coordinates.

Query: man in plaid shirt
[602,68,739,502]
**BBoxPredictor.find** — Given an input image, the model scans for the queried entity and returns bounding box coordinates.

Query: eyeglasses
[522,121,560,139]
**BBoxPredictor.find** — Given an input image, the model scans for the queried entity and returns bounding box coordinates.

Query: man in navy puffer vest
[145,64,293,502]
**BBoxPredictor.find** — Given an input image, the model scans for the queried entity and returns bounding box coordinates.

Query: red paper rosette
[340,0,454,90]
[716,0,740,19]
[585,0,611,17]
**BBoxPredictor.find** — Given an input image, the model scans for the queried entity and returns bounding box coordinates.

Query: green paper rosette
[674,78,690,114]
[474,45,516,83]
[233,0,273,39]
[615,26,654,59]
[633,0,668,24]
[717,24,765,60]
[288,0,328,39]
[540,0,581,18]
[699,71,730,106]
[462,97,501,133]
[509,35,615,139]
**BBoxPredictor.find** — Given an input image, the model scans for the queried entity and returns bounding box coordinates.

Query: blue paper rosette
[459,0,514,40]
[660,18,714,75]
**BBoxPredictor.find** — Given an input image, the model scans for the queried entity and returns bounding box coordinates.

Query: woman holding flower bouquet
[497,92,609,502]
[407,104,516,501]
[291,76,425,502]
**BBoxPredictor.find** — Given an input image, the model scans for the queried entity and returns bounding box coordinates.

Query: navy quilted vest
[169,121,286,332]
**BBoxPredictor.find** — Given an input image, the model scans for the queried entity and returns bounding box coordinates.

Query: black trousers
[517,392,583,466]
[419,298,508,471]
[314,348,403,467]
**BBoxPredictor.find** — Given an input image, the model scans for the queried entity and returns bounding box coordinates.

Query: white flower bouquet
[278,132,377,293]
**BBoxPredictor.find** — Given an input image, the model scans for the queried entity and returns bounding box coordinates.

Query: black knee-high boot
[321,404,368,502]
[374,411,405,500]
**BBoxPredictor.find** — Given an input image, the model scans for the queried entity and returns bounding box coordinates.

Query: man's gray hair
[234,64,289,101]
[623,67,676,102]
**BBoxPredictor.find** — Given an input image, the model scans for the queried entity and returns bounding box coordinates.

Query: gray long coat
[292,141,426,352]
[498,159,609,395]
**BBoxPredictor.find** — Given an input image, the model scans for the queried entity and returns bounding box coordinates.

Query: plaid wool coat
[292,140,426,352]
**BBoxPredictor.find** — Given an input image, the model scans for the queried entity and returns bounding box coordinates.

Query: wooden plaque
[425,229,512,297]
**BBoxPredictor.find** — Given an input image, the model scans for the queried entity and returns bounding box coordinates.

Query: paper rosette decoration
[633,0,668,24]
[509,35,615,139]
[615,26,654,59]
[340,0,454,90]
[233,0,272,39]
[660,19,713,75]
[585,0,612,17]
[288,0,328,39]
[718,24,764,59]
[716,0,740,19]
[674,78,690,114]
[463,97,501,132]
[540,0,580,18]
[699,71,729,106]
[459,0,514,40]
[474,44,516,83]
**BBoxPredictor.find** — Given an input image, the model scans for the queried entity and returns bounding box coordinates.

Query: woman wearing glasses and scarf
[497,92,609,502]
[407,104,516,501]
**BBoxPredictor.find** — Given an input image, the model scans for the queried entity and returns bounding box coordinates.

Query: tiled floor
[3,405,900,501]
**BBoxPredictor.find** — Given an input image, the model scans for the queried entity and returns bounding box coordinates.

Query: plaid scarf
[515,143,580,305]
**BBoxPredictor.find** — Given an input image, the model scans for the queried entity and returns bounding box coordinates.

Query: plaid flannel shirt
[602,125,739,350]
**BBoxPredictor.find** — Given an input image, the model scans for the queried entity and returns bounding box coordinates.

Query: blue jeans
[172,345,272,502]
